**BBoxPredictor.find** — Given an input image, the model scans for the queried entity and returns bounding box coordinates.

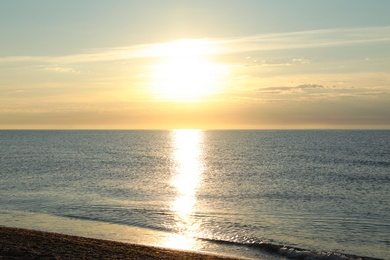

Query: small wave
[199,237,382,260]
[353,160,390,168]
[60,213,173,234]
[58,211,384,260]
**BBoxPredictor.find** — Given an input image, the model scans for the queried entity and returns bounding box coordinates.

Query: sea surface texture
[1,130,389,259]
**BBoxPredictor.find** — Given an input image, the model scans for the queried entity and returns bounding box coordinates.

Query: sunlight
[168,129,204,248]
[171,129,203,198]
[150,39,224,102]
[161,233,198,251]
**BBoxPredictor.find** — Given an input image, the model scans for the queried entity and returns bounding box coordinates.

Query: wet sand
[0,226,240,259]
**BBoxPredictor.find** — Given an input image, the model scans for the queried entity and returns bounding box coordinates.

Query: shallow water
[1,130,389,259]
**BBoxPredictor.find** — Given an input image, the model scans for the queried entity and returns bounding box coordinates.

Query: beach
[0,226,241,259]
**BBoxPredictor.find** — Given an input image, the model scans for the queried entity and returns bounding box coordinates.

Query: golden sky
[1,1,390,129]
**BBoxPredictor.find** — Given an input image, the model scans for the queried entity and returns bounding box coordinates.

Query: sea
[0,130,389,259]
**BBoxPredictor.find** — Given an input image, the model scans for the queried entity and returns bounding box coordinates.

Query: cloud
[41,66,76,73]
[214,26,390,54]
[244,57,311,67]
[255,84,390,102]
[258,84,326,94]
[1,26,389,65]
[292,58,310,64]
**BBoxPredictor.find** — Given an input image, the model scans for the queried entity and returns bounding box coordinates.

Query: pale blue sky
[1,1,390,129]
[2,0,389,54]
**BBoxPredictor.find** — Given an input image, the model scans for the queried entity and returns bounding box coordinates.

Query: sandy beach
[0,226,240,259]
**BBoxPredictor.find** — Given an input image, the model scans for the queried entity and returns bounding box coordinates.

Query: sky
[1,0,390,129]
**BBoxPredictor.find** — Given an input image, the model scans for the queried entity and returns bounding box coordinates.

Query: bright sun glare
[150,39,224,102]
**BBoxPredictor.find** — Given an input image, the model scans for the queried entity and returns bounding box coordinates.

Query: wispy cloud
[256,84,390,100]
[40,66,76,73]
[258,84,326,94]
[215,26,390,54]
[1,26,389,64]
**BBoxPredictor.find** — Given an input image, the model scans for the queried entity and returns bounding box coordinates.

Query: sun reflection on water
[162,129,204,250]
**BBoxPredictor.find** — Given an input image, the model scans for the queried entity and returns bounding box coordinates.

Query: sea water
[0,130,389,259]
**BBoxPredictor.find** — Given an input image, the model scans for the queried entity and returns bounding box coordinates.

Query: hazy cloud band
[1,26,389,64]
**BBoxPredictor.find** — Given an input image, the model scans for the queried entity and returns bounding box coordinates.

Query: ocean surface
[0,130,389,259]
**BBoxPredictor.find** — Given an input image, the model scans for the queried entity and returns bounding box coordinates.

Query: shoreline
[0,226,243,259]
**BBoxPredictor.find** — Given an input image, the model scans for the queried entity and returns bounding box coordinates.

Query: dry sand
[0,226,240,259]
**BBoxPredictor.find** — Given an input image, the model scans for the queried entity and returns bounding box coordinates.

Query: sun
[149,39,224,102]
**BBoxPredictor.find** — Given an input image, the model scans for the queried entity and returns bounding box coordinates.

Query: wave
[60,213,172,234]
[59,212,383,260]
[199,237,382,260]
[4,209,383,260]
[354,160,390,168]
